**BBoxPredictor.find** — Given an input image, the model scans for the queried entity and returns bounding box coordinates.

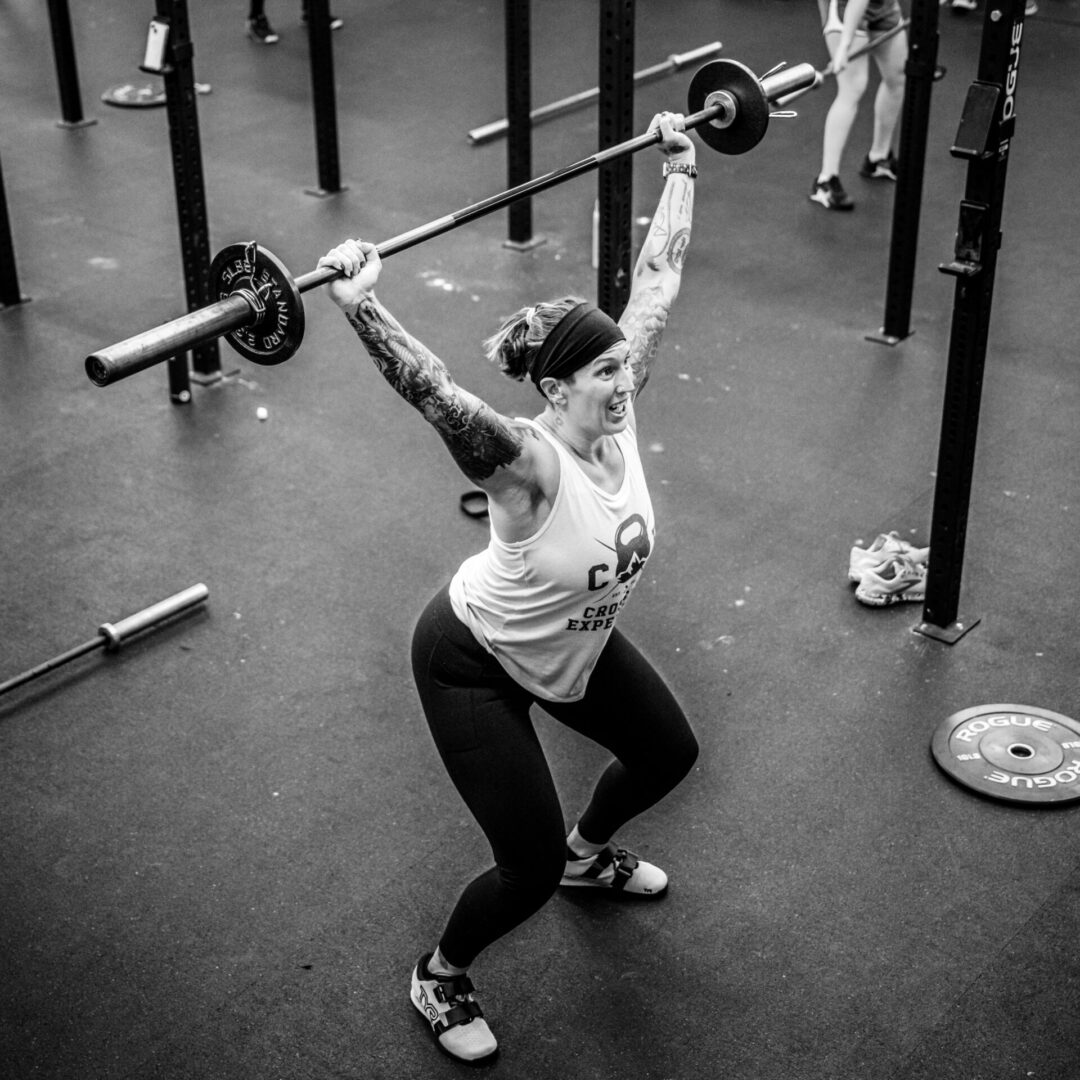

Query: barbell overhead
[85,59,817,387]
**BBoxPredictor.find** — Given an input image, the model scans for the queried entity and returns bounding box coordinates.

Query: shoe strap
[433,998,484,1034]
[580,844,638,889]
[433,971,475,1001]
[610,847,638,890]
[424,971,485,1034]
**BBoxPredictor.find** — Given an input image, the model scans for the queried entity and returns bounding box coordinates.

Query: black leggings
[410,585,699,968]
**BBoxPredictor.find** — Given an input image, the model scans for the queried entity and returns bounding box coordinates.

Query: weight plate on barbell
[931,704,1080,804]
[208,242,305,365]
[687,59,770,156]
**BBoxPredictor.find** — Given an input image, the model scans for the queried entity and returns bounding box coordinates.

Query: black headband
[529,302,625,392]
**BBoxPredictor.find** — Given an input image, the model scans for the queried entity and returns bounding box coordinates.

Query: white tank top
[449,418,655,703]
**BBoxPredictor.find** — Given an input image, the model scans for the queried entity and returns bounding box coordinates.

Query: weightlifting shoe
[854,554,928,606]
[849,532,929,583]
[246,14,279,43]
[561,842,668,896]
[410,954,498,1063]
[859,151,899,181]
[809,175,854,211]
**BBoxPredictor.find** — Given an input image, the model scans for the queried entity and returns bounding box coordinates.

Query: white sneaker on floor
[849,532,929,583]
[854,554,928,607]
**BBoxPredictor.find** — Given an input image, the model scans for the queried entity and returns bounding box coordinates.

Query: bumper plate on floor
[931,704,1080,804]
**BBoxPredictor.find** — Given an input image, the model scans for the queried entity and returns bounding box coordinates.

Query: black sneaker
[809,175,854,211]
[246,14,279,43]
[859,152,899,181]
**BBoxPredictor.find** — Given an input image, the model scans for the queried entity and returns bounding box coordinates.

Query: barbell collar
[702,90,739,129]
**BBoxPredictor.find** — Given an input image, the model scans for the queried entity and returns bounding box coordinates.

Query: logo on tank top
[566,513,652,632]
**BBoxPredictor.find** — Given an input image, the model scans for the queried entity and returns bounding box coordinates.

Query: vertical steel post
[305,0,345,197]
[503,0,538,248]
[0,150,27,307]
[915,0,1029,643]
[156,0,219,399]
[596,0,635,318]
[47,0,96,128]
[867,0,938,346]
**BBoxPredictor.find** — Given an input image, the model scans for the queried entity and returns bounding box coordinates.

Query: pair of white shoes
[849,531,930,606]
[409,841,667,1062]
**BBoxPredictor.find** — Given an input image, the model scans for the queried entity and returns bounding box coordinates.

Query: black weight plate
[208,242,304,365]
[931,704,1080,804]
[686,59,770,155]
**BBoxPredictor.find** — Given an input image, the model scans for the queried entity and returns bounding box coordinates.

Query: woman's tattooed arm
[346,297,531,483]
[621,173,693,398]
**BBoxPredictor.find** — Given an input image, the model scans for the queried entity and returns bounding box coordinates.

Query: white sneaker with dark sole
[855,554,928,606]
[410,953,498,1063]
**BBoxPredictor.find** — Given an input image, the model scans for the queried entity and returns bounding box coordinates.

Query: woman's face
[559,341,635,436]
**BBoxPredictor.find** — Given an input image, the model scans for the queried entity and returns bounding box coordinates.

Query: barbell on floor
[0,584,209,697]
[85,58,818,388]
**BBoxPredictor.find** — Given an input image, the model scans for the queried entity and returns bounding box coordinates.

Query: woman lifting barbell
[317,111,700,1064]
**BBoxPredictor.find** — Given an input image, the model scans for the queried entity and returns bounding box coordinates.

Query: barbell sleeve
[0,584,209,697]
[98,583,210,648]
[754,62,821,106]
[85,292,257,387]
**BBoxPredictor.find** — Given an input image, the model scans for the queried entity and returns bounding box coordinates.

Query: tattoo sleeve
[345,297,529,482]
[622,175,693,398]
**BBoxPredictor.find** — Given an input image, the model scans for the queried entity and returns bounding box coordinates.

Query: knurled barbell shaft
[86,62,816,388]
[296,131,687,295]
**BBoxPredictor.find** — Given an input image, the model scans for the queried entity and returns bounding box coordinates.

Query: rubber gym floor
[3,1,1079,1077]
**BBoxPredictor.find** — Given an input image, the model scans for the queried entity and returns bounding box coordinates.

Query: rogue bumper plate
[931,704,1080,804]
